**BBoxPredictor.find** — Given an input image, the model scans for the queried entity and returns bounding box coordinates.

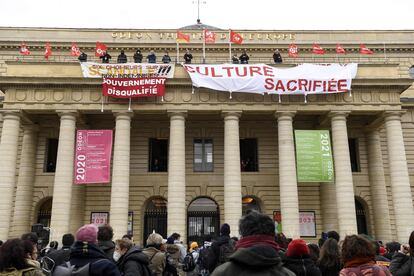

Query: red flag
[312,43,325,55]
[288,44,299,58]
[336,44,346,54]
[95,42,107,57]
[71,42,81,56]
[19,42,31,55]
[203,29,216,44]
[176,31,190,43]
[230,30,243,44]
[44,42,52,60]
[360,44,374,54]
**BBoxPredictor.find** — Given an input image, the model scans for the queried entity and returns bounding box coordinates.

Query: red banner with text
[102,77,166,98]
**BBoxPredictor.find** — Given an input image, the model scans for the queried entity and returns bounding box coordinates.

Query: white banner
[81,62,175,78]
[184,63,358,95]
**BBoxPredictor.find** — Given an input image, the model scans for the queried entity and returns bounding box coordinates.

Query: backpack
[162,253,178,276]
[1,267,36,276]
[218,239,235,265]
[197,246,216,273]
[182,252,196,272]
[52,259,105,276]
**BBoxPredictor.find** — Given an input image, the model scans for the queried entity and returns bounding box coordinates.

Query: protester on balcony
[133,49,143,63]
[147,50,156,63]
[239,50,249,64]
[78,52,87,62]
[117,50,127,63]
[273,49,283,63]
[184,50,193,64]
[162,51,171,64]
[100,52,111,63]
[232,54,239,64]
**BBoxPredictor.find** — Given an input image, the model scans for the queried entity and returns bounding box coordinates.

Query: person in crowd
[239,50,249,64]
[42,240,58,256]
[64,224,120,275]
[384,241,400,260]
[390,230,414,275]
[166,233,186,274]
[133,49,143,63]
[98,224,116,261]
[147,50,156,63]
[327,231,340,242]
[184,50,193,64]
[283,239,322,276]
[275,233,289,256]
[142,232,166,276]
[100,52,111,63]
[186,242,200,276]
[117,50,128,63]
[122,234,135,245]
[273,49,283,63]
[317,238,342,276]
[318,232,328,248]
[0,238,44,275]
[162,51,171,64]
[232,54,239,64]
[78,52,88,62]
[46,233,74,267]
[23,240,44,274]
[114,238,151,276]
[197,235,214,276]
[210,223,235,272]
[308,243,320,264]
[21,233,38,246]
[212,210,295,276]
[340,235,390,276]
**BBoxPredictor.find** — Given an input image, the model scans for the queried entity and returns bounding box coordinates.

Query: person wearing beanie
[212,211,295,276]
[283,239,322,276]
[210,223,235,272]
[65,224,121,276]
[46,233,74,266]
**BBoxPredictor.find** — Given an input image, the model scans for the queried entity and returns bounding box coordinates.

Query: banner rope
[278,94,281,103]
[101,95,104,112]
[128,97,132,111]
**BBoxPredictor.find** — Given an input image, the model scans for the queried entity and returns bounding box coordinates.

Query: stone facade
[0,27,414,244]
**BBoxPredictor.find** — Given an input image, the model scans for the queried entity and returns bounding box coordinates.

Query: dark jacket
[211,244,295,276]
[184,53,193,64]
[239,53,249,64]
[318,262,342,276]
[210,235,231,271]
[134,52,143,63]
[98,240,115,261]
[69,241,120,276]
[117,53,127,63]
[162,55,171,64]
[283,256,322,276]
[273,52,283,63]
[390,252,414,276]
[117,246,152,276]
[147,53,156,63]
[46,246,71,267]
[100,53,111,63]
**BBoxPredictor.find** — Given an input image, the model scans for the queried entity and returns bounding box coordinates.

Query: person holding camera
[390,231,414,275]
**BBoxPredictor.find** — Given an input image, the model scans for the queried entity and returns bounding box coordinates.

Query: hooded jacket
[117,246,152,276]
[211,244,295,276]
[283,256,322,276]
[98,240,115,261]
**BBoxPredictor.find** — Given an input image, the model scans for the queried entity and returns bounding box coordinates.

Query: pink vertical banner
[74,130,113,184]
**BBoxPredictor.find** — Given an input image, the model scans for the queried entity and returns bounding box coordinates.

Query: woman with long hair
[317,238,341,276]
[390,230,414,275]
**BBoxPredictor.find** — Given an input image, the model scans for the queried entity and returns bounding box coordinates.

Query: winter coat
[283,256,322,276]
[273,52,283,63]
[69,241,120,276]
[239,53,249,64]
[134,52,143,63]
[46,246,71,267]
[117,246,152,276]
[117,53,127,63]
[210,235,232,271]
[142,246,166,276]
[318,262,342,276]
[390,252,414,276]
[340,261,391,276]
[166,244,181,269]
[98,240,115,261]
[147,53,156,63]
[184,53,193,64]
[162,55,171,63]
[211,244,295,276]
[0,267,44,276]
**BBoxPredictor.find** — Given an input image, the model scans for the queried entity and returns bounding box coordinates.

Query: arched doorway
[242,196,261,215]
[355,198,368,235]
[143,197,167,245]
[187,197,219,246]
[37,198,52,227]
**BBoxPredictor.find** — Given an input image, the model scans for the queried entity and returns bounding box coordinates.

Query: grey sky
[1,0,413,30]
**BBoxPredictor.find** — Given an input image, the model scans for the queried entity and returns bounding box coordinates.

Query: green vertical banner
[295,130,334,182]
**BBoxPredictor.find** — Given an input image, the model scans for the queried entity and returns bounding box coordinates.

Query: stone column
[330,112,357,238]
[277,111,300,239]
[0,111,21,240]
[384,111,414,242]
[366,129,392,242]
[10,124,39,237]
[110,112,133,239]
[320,184,338,232]
[223,111,242,237]
[167,111,187,239]
[50,111,77,241]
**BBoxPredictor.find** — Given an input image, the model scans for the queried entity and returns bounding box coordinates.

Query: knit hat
[286,239,310,257]
[220,223,230,236]
[190,242,198,251]
[147,233,166,246]
[76,224,98,244]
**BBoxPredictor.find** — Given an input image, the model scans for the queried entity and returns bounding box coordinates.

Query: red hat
[379,246,386,256]
[286,239,310,257]
[76,224,98,244]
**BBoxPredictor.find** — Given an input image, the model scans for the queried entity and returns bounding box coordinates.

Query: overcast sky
[1,0,414,30]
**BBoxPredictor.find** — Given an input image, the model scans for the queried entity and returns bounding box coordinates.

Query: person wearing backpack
[182,242,199,275]
[211,211,296,276]
[53,224,120,276]
[0,238,44,276]
[210,223,235,272]
[142,233,166,276]
[114,239,151,276]
[197,237,214,276]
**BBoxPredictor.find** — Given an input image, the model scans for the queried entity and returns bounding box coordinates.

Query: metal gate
[355,199,368,235]
[144,210,167,245]
[187,211,219,246]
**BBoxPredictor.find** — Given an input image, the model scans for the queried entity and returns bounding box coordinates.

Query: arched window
[355,198,368,235]
[187,197,219,246]
[143,197,167,245]
[37,198,52,227]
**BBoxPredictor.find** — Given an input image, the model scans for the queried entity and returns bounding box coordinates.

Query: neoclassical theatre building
[0,25,414,246]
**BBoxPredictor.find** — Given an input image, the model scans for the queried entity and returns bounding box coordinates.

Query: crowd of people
[0,210,412,276]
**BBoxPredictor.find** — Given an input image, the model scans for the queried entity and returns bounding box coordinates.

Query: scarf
[344,257,375,268]
[236,235,280,252]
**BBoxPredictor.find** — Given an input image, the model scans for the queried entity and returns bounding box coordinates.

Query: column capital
[221,111,242,119]
[275,111,296,120]
[22,123,40,132]
[328,111,350,120]
[1,110,21,120]
[167,110,187,119]
[113,111,134,120]
[383,110,406,122]
[56,110,78,120]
